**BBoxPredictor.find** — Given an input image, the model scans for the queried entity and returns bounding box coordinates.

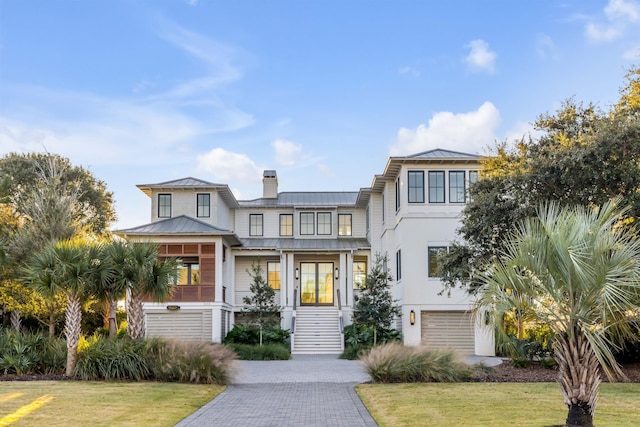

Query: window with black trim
[428,246,448,277]
[317,212,331,235]
[338,214,352,236]
[428,171,445,203]
[395,178,401,211]
[353,260,367,289]
[300,212,314,235]
[197,193,210,217]
[408,171,424,203]
[267,262,281,290]
[396,249,402,280]
[449,171,466,203]
[177,258,200,285]
[158,194,171,218]
[280,214,293,236]
[249,214,263,236]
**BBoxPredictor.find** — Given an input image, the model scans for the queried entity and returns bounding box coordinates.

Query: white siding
[421,311,475,353]
[146,309,213,341]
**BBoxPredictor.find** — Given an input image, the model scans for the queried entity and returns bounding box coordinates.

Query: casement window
[353,260,367,289]
[338,214,352,236]
[249,214,263,236]
[158,194,172,218]
[428,171,445,203]
[280,214,293,236]
[449,171,466,203]
[428,246,448,277]
[396,249,402,281]
[177,260,200,285]
[197,193,210,218]
[408,171,425,203]
[267,262,281,290]
[300,212,314,235]
[317,212,332,235]
[382,194,385,222]
[395,178,401,211]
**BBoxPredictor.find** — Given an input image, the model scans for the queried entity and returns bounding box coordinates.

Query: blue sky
[1,0,639,229]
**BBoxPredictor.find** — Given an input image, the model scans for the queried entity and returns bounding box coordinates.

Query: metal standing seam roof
[239,238,371,251]
[239,192,360,207]
[136,177,239,208]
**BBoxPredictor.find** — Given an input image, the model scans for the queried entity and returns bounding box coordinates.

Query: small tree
[242,260,282,346]
[352,254,401,345]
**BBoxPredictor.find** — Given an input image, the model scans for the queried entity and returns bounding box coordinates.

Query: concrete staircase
[292,306,343,354]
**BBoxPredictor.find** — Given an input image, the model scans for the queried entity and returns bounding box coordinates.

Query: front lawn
[0,381,224,427]
[357,382,640,427]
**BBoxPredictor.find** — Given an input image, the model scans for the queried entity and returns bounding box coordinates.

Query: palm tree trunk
[108,299,118,338]
[127,292,146,340]
[554,330,600,427]
[10,309,21,331]
[64,293,82,377]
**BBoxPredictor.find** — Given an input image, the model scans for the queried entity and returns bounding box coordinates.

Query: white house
[116,148,495,356]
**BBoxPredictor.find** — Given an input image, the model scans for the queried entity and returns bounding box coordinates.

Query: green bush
[361,342,472,383]
[143,338,238,384]
[228,343,290,360]
[0,328,65,375]
[223,324,290,346]
[539,356,558,369]
[341,324,401,360]
[75,335,150,380]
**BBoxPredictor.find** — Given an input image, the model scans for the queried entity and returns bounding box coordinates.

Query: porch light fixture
[295,267,299,280]
[410,310,415,325]
[335,267,339,280]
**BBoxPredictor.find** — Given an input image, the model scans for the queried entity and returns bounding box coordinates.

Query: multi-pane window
[249,214,263,236]
[317,212,331,235]
[408,171,425,203]
[158,194,171,218]
[177,260,200,285]
[428,247,448,277]
[197,193,210,217]
[395,178,401,211]
[428,171,445,203]
[449,171,466,203]
[396,249,402,281]
[300,212,314,235]
[267,262,281,290]
[338,214,352,236]
[469,170,479,203]
[280,214,293,236]
[353,260,367,289]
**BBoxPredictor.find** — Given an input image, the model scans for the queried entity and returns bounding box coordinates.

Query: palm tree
[24,239,99,376]
[125,242,180,340]
[94,239,129,338]
[475,199,640,427]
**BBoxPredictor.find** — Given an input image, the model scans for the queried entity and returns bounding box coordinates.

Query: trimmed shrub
[228,343,290,360]
[0,328,66,375]
[223,324,290,346]
[361,342,471,383]
[143,338,238,384]
[76,335,150,380]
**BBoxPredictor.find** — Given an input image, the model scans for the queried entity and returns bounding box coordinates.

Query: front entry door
[300,262,334,305]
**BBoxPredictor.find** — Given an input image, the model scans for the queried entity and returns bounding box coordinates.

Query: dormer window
[249,214,263,236]
[158,194,172,218]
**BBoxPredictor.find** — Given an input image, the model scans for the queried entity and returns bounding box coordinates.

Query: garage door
[146,309,213,341]
[421,311,474,354]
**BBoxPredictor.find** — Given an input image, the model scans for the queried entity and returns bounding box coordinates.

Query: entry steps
[292,306,343,354]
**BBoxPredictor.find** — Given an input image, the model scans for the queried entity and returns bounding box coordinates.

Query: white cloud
[536,34,559,60]
[585,0,639,42]
[196,148,263,183]
[623,46,640,59]
[389,102,500,156]
[605,0,640,22]
[585,22,621,42]
[272,139,302,166]
[398,66,420,77]
[464,40,497,73]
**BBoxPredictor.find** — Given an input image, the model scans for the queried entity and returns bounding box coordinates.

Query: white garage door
[421,311,475,354]
[146,309,213,342]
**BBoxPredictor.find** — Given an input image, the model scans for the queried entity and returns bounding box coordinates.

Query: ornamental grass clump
[361,342,471,383]
[75,335,149,380]
[143,338,238,384]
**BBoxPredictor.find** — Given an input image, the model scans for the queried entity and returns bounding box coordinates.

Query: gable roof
[114,215,242,246]
[407,148,480,160]
[136,177,239,208]
[239,192,359,208]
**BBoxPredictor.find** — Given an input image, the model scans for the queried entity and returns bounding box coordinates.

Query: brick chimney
[263,170,278,199]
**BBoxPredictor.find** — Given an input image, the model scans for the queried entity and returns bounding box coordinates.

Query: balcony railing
[144,285,215,303]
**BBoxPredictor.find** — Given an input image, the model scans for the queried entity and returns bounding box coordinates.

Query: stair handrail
[292,288,297,333]
[336,289,344,333]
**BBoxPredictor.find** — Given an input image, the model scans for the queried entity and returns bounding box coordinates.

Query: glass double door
[300,262,334,305]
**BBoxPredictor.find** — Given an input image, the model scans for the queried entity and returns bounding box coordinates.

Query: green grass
[0,381,224,427]
[356,382,640,427]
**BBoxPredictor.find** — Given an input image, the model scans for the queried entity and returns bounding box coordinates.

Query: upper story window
[177,259,200,285]
[449,171,466,203]
[353,260,367,289]
[469,170,479,202]
[428,246,448,277]
[382,194,385,223]
[408,171,425,203]
[300,212,314,235]
[396,249,402,281]
[158,194,172,218]
[249,214,263,236]
[197,193,210,218]
[280,214,293,236]
[395,178,401,211]
[365,206,370,233]
[338,214,352,236]
[428,171,445,203]
[317,212,331,235]
[267,262,281,290]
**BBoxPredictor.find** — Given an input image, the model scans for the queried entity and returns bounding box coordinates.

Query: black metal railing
[336,289,344,332]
